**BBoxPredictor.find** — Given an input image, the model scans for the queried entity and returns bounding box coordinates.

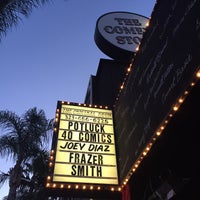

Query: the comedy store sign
[94,11,149,61]
[52,103,118,185]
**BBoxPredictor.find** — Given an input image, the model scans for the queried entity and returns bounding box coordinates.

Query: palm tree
[0,107,53,200]
[15,149,51,200]
[0,0,50,41]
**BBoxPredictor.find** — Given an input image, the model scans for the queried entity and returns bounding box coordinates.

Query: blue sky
[0,0,156,198]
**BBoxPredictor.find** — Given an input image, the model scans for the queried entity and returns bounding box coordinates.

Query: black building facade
[85,0,200,199]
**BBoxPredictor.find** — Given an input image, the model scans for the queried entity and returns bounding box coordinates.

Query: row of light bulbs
[118,67,200,187]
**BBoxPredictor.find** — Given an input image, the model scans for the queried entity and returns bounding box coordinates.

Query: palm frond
[0,0,50,41]
[0,170,9,188]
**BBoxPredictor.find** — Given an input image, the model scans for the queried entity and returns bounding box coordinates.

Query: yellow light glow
[191,82,195,86]
[173,106,179,111]
[90,186,93,190]
[146,147,150,151]
[160,126,164,130]
[82,185,86,189]
[178,98,184,103]
[156,131,161,136]
[143,151,147,156]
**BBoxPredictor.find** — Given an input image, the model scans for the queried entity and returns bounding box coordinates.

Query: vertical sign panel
[52,103,118,185]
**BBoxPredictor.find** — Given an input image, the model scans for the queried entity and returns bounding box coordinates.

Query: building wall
[84,58,129,108]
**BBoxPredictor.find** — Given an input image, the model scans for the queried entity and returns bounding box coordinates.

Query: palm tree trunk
[7,161,22,200]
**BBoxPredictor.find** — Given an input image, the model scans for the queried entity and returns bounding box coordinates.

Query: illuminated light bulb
[78,103,81,105]
[89,104,92,107]
[97,186,101,190]
[156,131,161,136]
[127,67,131,72]
[60,184,64,188]
[178,98,184,103]
[111,187,115,191]
[136,46,139,51]
[184,91,189,95]
[196,70,200,78]
[56,109,59,112]
[160,126,164,130]
[100,106,102,108]
[46,183,50,187]
[146,21,150,27]
[143,151,147,156]
[90,186,93,190]
[51,150,54,154]
[190,82,195,86]
[47,176,51,180]
[146,147,150,151]
[164,120,168,124]
[49,162,53,167]
[50,156,53,160]
[54,128,57,132]
[68,185,71,189]
[137,160,141,165]
[55,118,58,122]
[118,187,122,191]
[75,185,79,189]
[83,185,86,190]
[173,106,179,111]
[53,184,56,188]
[169,114,173,117]
[94,105,97,107]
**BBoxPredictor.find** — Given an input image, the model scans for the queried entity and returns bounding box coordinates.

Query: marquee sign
[47,101,118,189]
